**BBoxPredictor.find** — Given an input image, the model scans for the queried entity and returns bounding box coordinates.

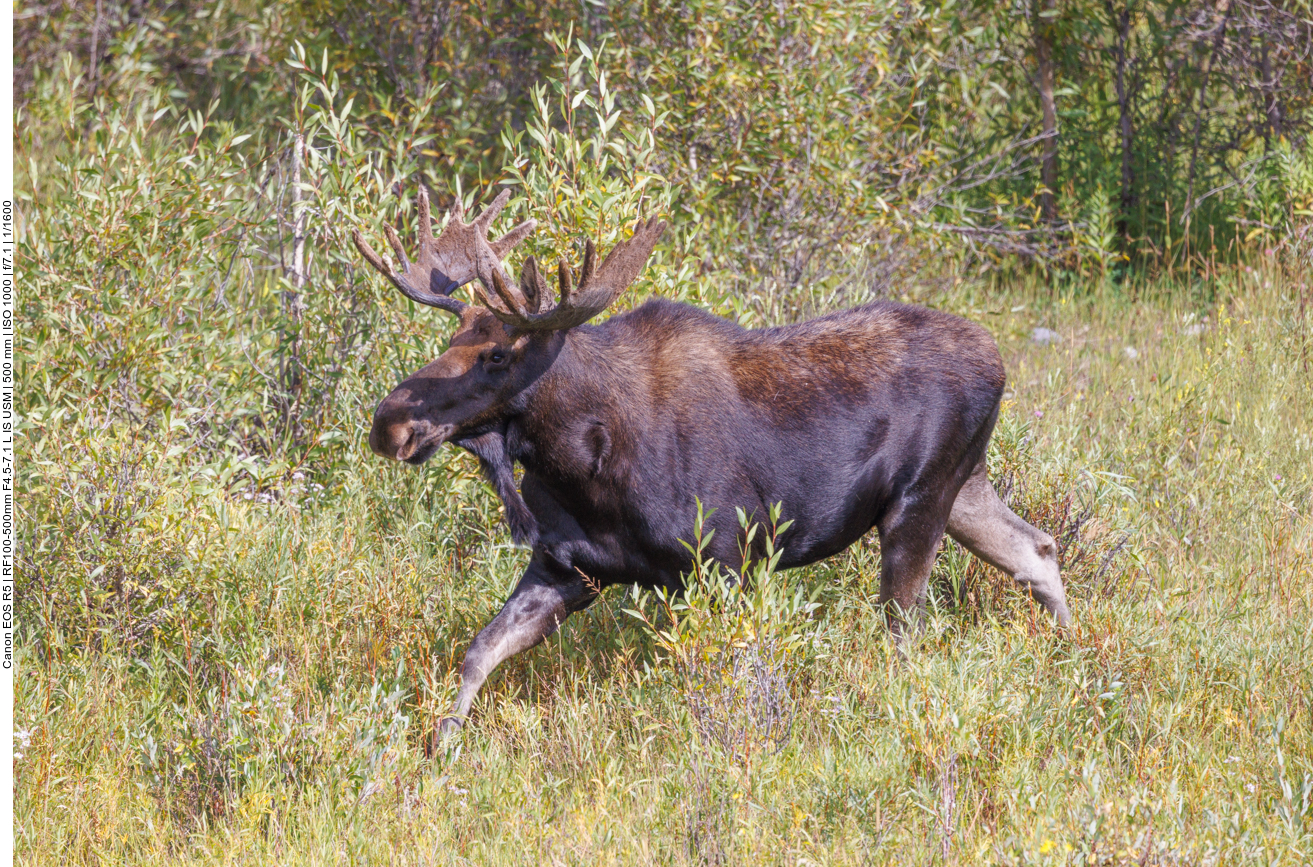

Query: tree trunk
[290,135,307,314]
[1108,2,1135,247]
[1033,0,1060,223]
[89,0,104,92]
[283,135,307,408]
[1184,0,1234,221]
[1260,41,1282,147]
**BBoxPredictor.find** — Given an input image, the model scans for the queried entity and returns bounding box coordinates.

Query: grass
[16,258,1313,865]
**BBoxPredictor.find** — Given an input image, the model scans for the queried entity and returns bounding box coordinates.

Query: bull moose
[352,185,1072,742]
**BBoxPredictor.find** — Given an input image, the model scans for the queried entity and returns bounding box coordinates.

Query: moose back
[352,185,1071,745]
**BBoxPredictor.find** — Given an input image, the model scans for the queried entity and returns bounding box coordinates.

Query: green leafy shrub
[625,502,825,863]
[627,502,823,762]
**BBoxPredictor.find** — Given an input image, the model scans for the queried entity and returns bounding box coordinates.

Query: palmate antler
[354,182,665,331]
[473,216,667,332]
[351,187,536,316]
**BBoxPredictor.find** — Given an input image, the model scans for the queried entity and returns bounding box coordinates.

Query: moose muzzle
[369,407,456,464]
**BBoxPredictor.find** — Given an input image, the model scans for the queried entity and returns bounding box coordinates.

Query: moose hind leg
[437,567,594,747]
[946,463,1071,626]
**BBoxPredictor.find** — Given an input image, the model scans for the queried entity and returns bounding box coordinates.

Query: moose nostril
[394,425,419,461]
[370,418,414,460]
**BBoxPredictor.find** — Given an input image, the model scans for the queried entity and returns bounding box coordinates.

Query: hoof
[422,719,464,756]
[426,716,465,757]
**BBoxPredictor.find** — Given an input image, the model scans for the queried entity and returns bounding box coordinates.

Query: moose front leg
[876,498,954,644]
[436,565,595,746]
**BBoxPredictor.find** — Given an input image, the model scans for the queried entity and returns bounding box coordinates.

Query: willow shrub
[16,36,686,663]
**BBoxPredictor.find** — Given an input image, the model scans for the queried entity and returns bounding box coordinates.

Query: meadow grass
[15,259,1313,865]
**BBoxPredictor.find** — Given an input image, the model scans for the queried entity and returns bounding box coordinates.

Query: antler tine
[416,186,433,246]
[493,268,529,316]
[478,216,667,333]
[352,229,396,284]
[489,217,537,258]
[473,189,511,234]
[470,267,529,318]
[579,240,597,288]
[556,258,573,307]
[353,181,540,318]
[519,256,551,314]
[384,224,413,273]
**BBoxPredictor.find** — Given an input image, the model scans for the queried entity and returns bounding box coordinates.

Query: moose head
[352,187,665,466]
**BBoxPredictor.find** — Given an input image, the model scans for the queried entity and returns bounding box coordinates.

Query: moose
[352,185,1071,743]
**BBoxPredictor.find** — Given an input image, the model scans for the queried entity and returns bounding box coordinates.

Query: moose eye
[486,350,508,368]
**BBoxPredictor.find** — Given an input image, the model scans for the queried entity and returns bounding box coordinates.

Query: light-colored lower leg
[946,463,1072,626]
[435,572,591,746]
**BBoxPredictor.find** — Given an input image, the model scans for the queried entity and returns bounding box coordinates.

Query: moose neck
[545,324,641,407]
[507,323,643,474]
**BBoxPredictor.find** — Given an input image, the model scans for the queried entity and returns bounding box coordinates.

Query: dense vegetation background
[14,0,1313,863]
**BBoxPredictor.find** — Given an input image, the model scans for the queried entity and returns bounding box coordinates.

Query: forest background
[13,0,1313,864]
